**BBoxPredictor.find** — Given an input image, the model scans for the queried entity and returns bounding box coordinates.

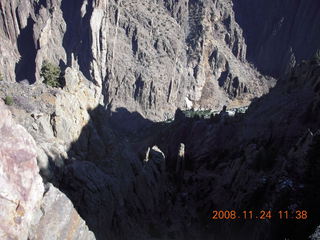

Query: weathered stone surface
[29,184,95,240]
[161,0,276,110]
[0,99,95,240]
[0,0,278,121]
[0,66,102,179]
[0,99,44,240]
[59,145,167,240]
[0,1,319,239]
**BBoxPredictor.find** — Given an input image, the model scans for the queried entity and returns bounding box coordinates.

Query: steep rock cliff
[160,0,274,110]
[146,58,320,239]
[1,0,320,239]
[0,0,275,121]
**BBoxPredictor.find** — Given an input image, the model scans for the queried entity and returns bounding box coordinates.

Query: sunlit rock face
[1,0,319,120]
[0,0,320,240]
[0,100,95,240]
[0,99,44,240]
[0,0,279,122]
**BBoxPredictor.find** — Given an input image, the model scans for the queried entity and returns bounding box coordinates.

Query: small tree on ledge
[40,60,61,88]
[4,96,14,106]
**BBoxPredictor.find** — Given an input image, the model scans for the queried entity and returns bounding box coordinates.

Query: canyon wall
[0,0,278,122]
[1,0,319,120]
[1,0,320,239]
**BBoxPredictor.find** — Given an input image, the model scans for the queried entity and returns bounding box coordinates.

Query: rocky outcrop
[0,66,101,181]
[148,59,320,239]
[0,0,320,239]
[0,0,276,122]
[58,145,167,240]
[0,99,44,240]
[30,184,95,240]
[0,99,95,240]
[0,82,171,239]
[161,0,275,110]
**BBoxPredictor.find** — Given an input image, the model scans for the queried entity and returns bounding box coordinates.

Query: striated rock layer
[0,0,278,121]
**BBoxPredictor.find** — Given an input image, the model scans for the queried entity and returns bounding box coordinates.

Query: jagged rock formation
[159,0,275,109]
[1,0,320,240]
[0,66,102,182]
[0,0,277,121]
[0,68,170,239]
[147,58,320,239]
[0,100,95,240]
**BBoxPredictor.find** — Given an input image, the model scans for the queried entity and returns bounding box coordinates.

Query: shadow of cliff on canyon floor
[41,62,320,239]
[43,104,167,240]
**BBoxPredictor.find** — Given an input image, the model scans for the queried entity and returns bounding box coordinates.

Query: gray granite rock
[0,0,278,121]
[0,99,44,240]
[0,100,95,240]
[29,184,95,240]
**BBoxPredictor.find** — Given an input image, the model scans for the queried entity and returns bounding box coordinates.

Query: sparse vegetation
[4,96,14,106]
[40,60,62,88]
[0,72,3,81]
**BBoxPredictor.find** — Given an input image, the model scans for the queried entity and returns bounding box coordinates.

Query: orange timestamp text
[211,210,308,220]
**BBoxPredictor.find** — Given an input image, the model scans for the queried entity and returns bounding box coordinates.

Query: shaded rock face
[0,0,276,121]
[0,100,95,240]
[233,0,320,77]
[149,60,320,239]
[41,59,320,240]
[58,141,167,240]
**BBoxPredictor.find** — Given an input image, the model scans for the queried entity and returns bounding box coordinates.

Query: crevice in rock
[61,0,93,81]
[15,16,36,83]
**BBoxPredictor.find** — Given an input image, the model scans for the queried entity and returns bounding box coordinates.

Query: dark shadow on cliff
[232,0,320,78]
[61,0,93,80]
[42,104,160,240]
[42,59,320,239]
[15,16,37,83]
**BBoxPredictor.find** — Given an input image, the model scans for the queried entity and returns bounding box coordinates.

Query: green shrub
[40,60,61,87]
[4,96,14,106]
